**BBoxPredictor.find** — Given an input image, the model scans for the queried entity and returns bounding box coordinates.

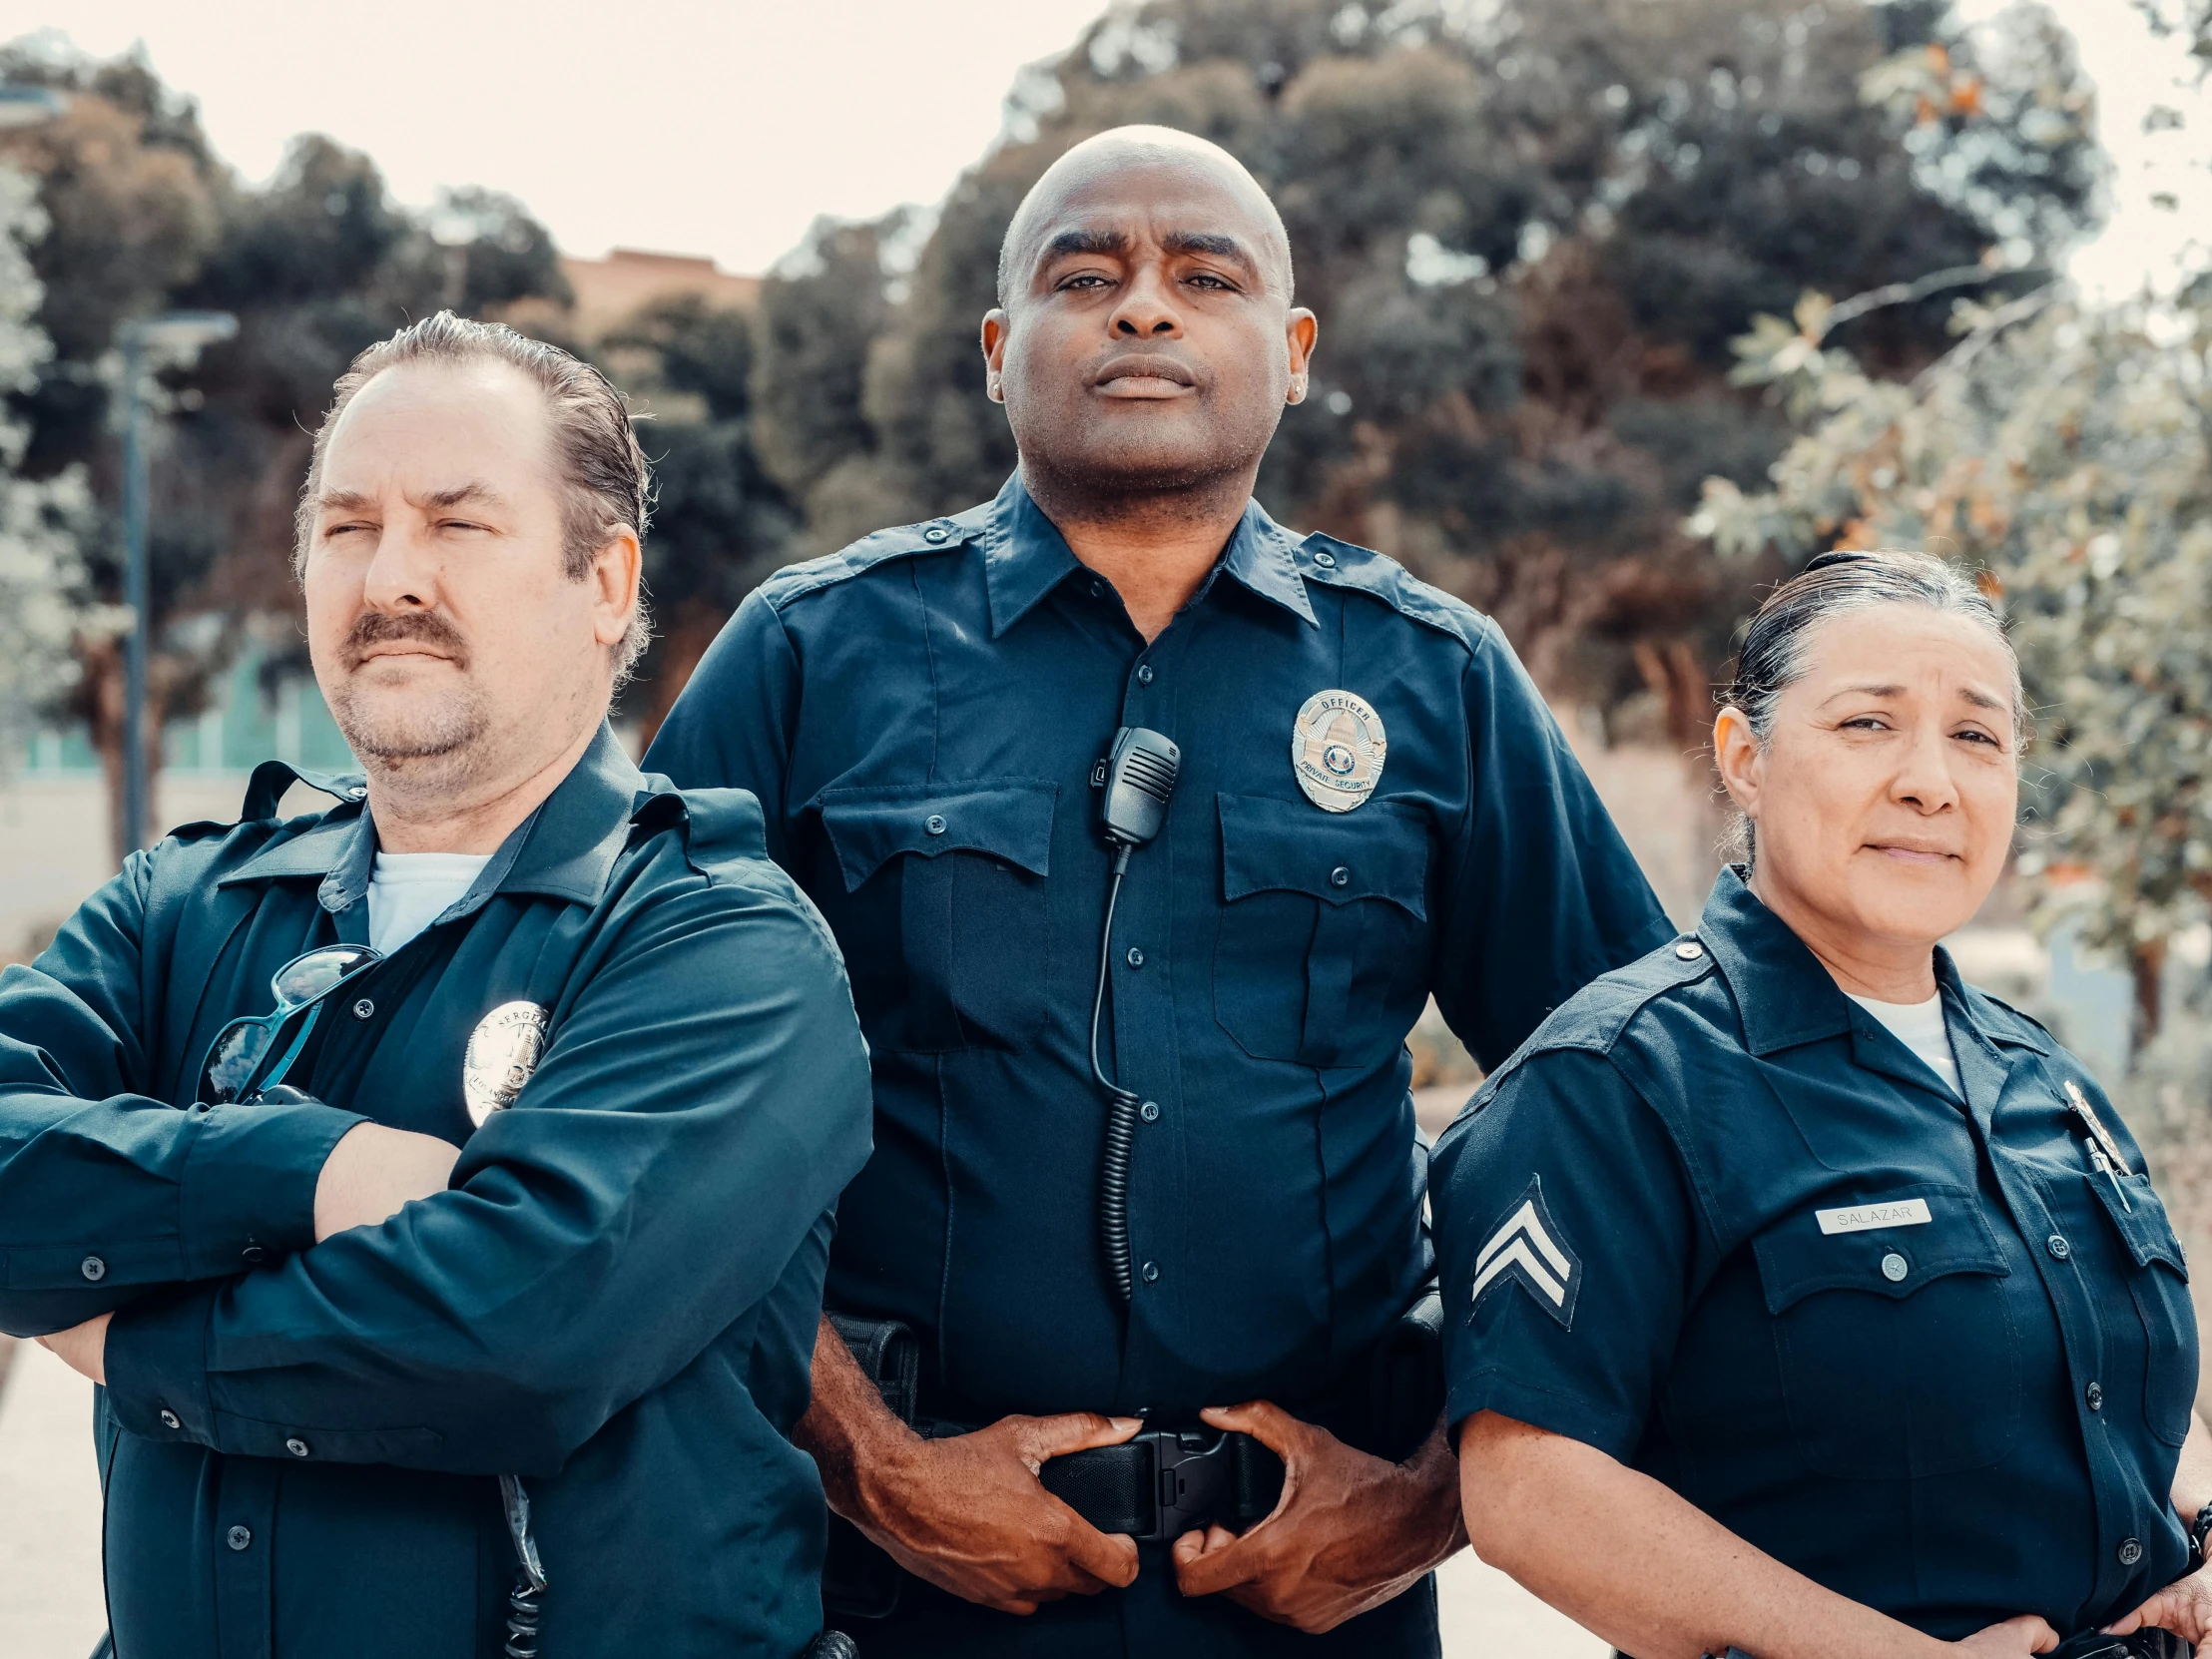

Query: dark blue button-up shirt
[0,726,874,1659]
[647,475,1668,1430]
[1431,867,2198,1643]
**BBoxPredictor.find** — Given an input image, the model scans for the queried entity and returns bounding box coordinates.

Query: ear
[1713,706,1764,820]
[980,309,1009,403]
[1285,308,1318,404]
[586,526,643,653]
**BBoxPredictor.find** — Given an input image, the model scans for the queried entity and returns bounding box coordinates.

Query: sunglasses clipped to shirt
[198,943,384,1105]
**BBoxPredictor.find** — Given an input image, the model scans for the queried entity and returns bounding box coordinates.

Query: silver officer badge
[463,1001,550,1128]
[1291,689,1387,813]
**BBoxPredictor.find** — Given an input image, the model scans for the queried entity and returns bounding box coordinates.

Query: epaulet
[1295,532,1490,652]
[1964,983,2060,1047]
[635,785,771,880]
[1468,934,1716,1107]
[755,503,992,611]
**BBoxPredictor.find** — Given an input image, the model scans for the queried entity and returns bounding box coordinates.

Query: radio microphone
[1090,727,1180,1304]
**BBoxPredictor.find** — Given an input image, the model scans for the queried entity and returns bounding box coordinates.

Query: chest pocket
[1752,1188,2021,1479]
[819,781,1056,1054]
[1212,793,1430,1067]
[2087,1170,2198,1446]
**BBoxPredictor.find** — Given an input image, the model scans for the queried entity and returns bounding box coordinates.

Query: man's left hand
[2105,1572,2212,1644]
[1170,1399,1465,1632]
[37,1312,110,1385]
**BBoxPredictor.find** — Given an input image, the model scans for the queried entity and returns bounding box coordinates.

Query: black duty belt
[969,1419,1281,1543]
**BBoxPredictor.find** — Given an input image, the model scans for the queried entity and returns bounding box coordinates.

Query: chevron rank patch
[1469,1176,1583,1330]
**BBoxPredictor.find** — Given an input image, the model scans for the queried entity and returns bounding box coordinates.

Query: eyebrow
[1037,227,1262,277]
[314,488,378,517]
[419,482,506,511]
[1825,680,2011,713]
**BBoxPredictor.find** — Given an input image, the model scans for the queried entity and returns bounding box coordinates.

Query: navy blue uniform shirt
[1431,866,2199,1644]
[647,476,1669,1656]
[0,726,874,1659]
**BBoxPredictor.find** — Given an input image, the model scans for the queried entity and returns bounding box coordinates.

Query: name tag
[1816,1198,1933,1236]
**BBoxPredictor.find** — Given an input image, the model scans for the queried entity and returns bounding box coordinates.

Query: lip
[1093,355,1197,397]
[354,646,454,667]
[1866,841,1960,863]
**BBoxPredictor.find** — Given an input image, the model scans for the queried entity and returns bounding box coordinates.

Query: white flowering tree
[0,161,94,778]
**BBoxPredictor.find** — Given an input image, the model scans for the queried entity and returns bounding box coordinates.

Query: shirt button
[285,1436,311,1458]
[924,814,947,835]
[159,1409,181,1429]
[1126,946,1145,968]
[241,1244,265,1265]
[1674,940,1705,960]
[2047,1234,2071,1261]
[351,998,374,1020]
[1135,664,1154,686]
[1140,1101,1161,1123]
[1312,550,1338,568]
[2119,1537,2144,1566]
[923,525,949,543]
[227,1525,252,1551]
[1089,579,1104,599]
[2086,1382,2104,1411]
[1880,1253,1910,1283]
[1141,1261,1161,1284]
[80,1256,106,1282]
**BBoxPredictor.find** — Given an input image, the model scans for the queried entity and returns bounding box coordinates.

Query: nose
[360,520,439,614]
[1109,263,1182,338]
[1892,721,1961,816]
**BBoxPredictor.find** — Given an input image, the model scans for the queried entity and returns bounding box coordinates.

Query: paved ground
[0,1335,1602,1658]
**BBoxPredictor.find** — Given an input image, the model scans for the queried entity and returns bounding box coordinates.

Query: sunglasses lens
[272,945,377,1005]
[202,1020,272,1103]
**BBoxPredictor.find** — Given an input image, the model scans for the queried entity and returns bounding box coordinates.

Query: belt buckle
[1131,1425,1235,1544]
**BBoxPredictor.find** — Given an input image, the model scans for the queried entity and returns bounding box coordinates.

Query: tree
[1695,279,2212,1049]
[706,0,2102,751]
[601,293,796,737]
[0,163,95,777]
[0,41,566,859]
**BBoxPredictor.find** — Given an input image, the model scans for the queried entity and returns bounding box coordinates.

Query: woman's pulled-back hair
[1720,549,2022,863]
[292,310,654,682]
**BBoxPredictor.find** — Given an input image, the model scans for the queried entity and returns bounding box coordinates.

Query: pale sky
[0,0,2205,292]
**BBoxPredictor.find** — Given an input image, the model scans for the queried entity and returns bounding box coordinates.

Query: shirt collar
[221,722,647,919]
[1693,864,2041,1058]
[980,472,1318,638]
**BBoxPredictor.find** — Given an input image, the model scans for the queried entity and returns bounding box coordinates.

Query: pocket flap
[1754,1187,2007,1314]
[820,781,1057,892]
[1218,793,1427,916]
[2092,1173,2190,1278]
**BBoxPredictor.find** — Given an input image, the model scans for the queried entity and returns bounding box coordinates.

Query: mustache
[343,610,469,668]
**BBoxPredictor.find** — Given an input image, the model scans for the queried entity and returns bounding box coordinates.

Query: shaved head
[997,126,1294,306]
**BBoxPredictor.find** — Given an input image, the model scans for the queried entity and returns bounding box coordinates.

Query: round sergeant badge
[463,1001,550,1129]
[1291,689,1387,813]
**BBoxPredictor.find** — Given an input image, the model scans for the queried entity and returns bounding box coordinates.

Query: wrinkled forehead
[1796,601,2020,714]
[1007,154,1292,297]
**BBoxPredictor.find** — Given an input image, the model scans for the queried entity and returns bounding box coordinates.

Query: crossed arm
[7,865,873,1473]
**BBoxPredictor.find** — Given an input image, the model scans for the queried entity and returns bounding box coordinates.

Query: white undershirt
[1846,990,1962,1098]
[366,852,493,955]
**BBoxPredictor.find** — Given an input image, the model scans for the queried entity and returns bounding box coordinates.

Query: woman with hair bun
[1430,551,2212,1657]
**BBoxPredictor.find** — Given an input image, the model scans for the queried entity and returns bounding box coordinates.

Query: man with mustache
[645,127,1670,1656]
[0,313,873,1659]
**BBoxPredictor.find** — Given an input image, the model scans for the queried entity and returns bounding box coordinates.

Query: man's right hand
[313,1122,462,1241]
[843,1411,1144,1613]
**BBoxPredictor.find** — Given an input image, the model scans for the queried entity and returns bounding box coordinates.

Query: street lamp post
[117,310,237,856]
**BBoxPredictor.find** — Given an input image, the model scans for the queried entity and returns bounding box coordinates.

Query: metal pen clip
[2064,1080,2133,1211]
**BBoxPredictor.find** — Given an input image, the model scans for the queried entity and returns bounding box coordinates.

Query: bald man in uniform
[648,127,1671,1656]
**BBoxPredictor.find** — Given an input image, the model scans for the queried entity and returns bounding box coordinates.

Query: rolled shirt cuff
[179,1099,365,1281]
